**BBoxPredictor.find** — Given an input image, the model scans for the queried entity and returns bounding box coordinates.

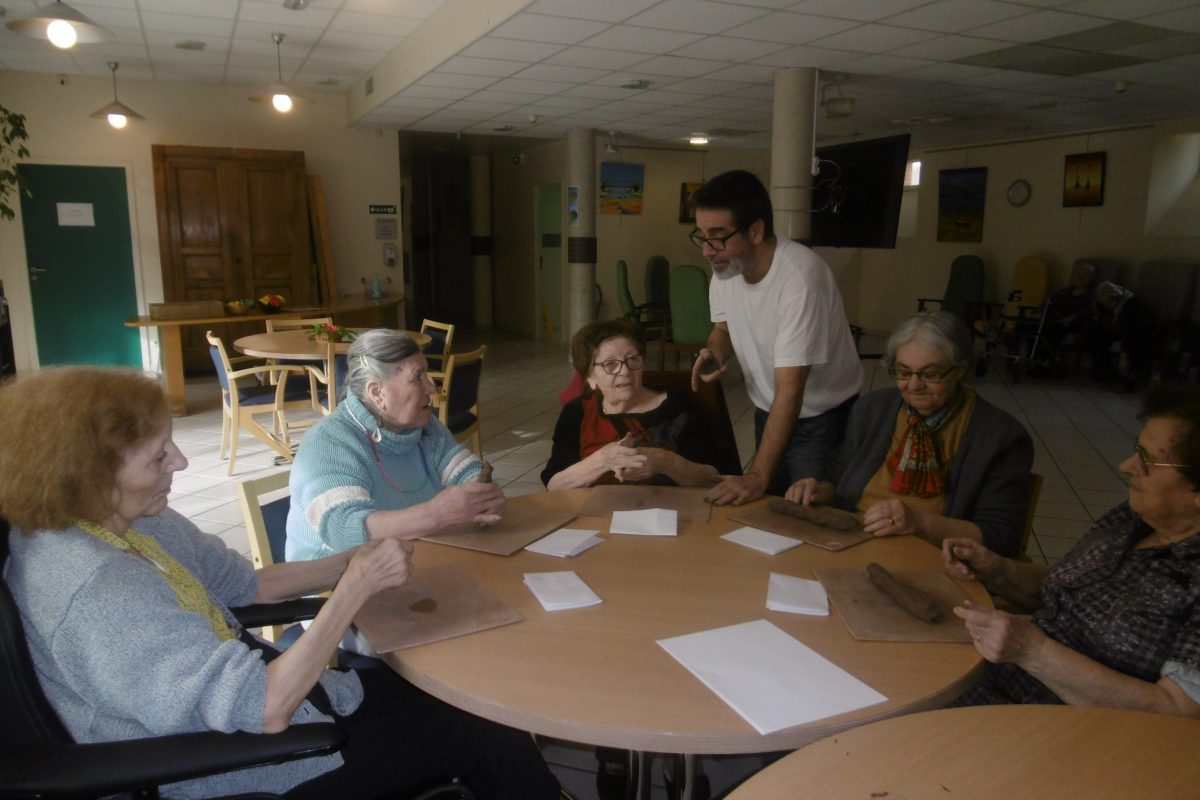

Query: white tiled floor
[168,330,1144,799]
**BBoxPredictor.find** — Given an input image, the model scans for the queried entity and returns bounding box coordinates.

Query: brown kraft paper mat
[354,563,522,653]
[578,484,712,522]
[727,506,872,551]
[813,567,972,643]
[422,505,578,556]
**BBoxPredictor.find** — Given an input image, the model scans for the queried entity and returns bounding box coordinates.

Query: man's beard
[712,254,751,280]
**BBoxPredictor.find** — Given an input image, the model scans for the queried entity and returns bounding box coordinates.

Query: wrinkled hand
[690,349,728,391]
[596,437,647,483]
[705,472,767,506]
[942,537,1005,583]
[954,600,1046,666]
[345,537,413,595]
[784,477,832,506]
[617,447,670,483]
[430,481,507,528]
[861,498,917,537]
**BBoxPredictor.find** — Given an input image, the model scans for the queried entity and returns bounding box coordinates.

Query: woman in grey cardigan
[0,366,559,800]
[787,311,1033,556]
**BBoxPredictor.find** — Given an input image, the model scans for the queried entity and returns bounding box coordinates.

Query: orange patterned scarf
[886,389,965,498]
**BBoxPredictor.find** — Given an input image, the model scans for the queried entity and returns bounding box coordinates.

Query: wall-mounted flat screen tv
[810,133,910,249]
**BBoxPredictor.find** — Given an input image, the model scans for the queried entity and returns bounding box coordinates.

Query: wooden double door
[153,145,316,371]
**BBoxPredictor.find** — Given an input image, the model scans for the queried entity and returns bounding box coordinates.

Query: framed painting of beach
[599,162,644,215]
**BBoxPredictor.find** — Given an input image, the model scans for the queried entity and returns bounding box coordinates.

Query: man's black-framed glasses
[688,228,741,251]
[594,354,645,375]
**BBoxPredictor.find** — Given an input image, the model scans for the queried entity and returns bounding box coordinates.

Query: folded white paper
[721,526,804,555]
[657,619,886,734]
[610,508,678,536]
[523,571,602,611]
[766,572,829,615]
[525,528,604,558]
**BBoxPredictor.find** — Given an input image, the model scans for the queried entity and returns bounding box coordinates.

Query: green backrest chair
[662,264,711,369]
[617,259,668,341]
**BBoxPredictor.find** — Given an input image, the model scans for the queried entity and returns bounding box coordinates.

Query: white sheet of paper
[657,619,886,734]
[610,508,678,536]
[721,526,804,555]
[523,571,602,611]
[766,572,829,615]
[525,528,603,557]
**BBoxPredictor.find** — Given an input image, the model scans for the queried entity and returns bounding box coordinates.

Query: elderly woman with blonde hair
[0,366,559,799]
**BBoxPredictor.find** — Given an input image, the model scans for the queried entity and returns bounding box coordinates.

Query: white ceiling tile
[1059,0,1196,21]
[704,62,780,82]
[752,43,864,67]
[886,0,1034,34]
[888,34,1007,60]
[580,24,706,53]
[966,10,1109,42]
[138,0,241,18]
[791,0,934,22]
[329,11,422,37]
[515,63,611,83]
[416,72,500,90]
[668,35,791,61]
[306,46,383,66]
[626,0,771,34]
[835,53,934,74]
[896,62,996,81]
[562,84,633,99]
[544,46,650,70]
[344,0,445,16]
[526,0,662,23]
[140,12,236,37]
[810,24,941,53]
[725,12,860,44]
[460,37,566,62]
[1142,6,1200,34]
[521,94,600,109]
[316,31,404,51]
[490,13,612,44]
[669,76,760,94]
[471,89,554,104]
[398,84,474,101]
[237,0,336,28]
[488,77,570,95]
[632,54,728,76]
[438,55,530,77]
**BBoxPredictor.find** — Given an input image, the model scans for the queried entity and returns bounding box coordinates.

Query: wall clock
[1007,179,1032,207]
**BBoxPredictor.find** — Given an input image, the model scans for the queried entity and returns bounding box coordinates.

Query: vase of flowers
[257,293,286,314]
[307,323,357,344]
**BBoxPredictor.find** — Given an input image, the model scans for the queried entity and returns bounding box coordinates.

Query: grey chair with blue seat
[207,330,317,475]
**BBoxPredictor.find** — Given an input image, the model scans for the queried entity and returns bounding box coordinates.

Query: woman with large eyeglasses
[786,311,1034,555]
[541,318,722,490]
[942,385,1200,717]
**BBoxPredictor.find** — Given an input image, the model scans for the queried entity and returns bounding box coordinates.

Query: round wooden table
[233,328,431,360]
[725,704,1200,799]
[370,490,989,754]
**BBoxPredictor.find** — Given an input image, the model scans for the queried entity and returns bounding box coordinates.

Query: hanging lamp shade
[89,62,145,128]
[249,32,305,113]
[6,1,115,49]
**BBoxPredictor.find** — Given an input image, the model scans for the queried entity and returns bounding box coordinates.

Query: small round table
[233,328,431,360]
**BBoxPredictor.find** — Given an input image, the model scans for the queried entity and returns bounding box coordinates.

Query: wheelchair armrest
[0,724,345,799]
[232,597,327,629]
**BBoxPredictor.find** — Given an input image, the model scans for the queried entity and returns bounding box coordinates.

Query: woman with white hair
[286,329,503,563]
[787,311,1034,556]
[1088,280,1155,386]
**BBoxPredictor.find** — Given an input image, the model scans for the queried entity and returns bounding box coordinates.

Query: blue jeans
[753,395,857,497]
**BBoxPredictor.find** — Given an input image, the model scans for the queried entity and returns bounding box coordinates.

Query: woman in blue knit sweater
[286,329,503,563]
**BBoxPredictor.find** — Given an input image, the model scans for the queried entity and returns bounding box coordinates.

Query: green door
[536,182,563,343]
[18,164,140,367]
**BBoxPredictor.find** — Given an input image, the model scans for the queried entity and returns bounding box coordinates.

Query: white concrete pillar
[566,128,597,338]
[469,153,493,330]
[770,68,818,243]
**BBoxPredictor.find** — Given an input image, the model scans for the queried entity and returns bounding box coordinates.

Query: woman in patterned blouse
[944,386,1200,716]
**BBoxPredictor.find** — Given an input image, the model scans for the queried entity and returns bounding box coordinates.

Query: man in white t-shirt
[689,170,862,505]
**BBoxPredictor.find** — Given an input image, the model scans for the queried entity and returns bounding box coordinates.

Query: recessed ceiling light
[174,39,205,51]
[689,133,708,145]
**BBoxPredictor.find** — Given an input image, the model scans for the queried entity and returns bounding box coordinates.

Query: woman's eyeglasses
[594,354,645,375]
[887,365,958,384]
[1132,442,1196,474]
[688,228,741,251]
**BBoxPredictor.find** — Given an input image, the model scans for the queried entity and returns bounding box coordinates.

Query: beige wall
[0,70,400,373]
[859,117,1200,336]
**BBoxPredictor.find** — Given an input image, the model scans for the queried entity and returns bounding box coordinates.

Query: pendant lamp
[90,62,145,129]
[6,1,114,49]
[250,33,304,113]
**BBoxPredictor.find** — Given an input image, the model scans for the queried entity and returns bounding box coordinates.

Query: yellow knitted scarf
[77,519,234,641]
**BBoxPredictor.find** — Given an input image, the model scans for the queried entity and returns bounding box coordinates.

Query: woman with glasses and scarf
[786,311,1034,556]
[944,386,1200,716]
[541,318,723,490]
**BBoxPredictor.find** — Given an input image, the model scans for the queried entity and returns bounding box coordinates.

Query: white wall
[0,70,400,373]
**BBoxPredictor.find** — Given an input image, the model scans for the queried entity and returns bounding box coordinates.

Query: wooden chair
[420,319,456,383]
[436,345,486,458]
[206,331,314,475]
[237,470,295,642]
[264,316,333,333]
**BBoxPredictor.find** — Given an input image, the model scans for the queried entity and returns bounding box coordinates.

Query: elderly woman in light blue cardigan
[787,311,1034,556]
[286,329,502,563]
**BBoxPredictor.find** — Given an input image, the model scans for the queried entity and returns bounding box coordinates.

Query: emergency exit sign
[369,204,397,214]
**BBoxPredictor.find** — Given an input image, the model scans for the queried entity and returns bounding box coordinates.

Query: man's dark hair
[689,169,775,240]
